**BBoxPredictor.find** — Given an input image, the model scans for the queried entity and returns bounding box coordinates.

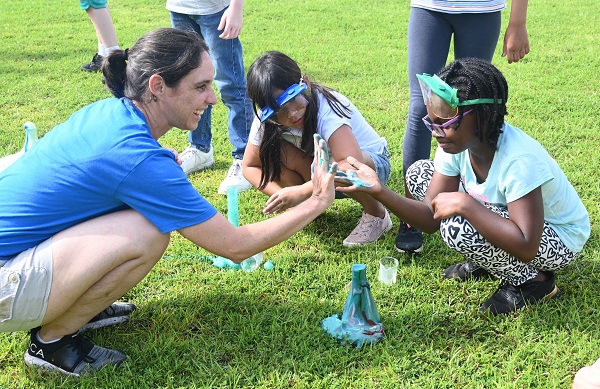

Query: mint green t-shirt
[434,122,590,253]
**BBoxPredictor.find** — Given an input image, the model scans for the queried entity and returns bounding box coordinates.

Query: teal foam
[322,264,385,348]
[211,256,242,270]
[321,314,384,348]
[211,185,263,271]
[263,260,275,270]
[209,252,266,272]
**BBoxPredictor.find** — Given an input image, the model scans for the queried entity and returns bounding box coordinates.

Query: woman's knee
[54,209,170,265]
[126,211,170,259]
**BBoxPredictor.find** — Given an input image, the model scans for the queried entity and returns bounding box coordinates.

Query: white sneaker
[218,159,252,195]
[180,145,214,175]
[343,209,393,247]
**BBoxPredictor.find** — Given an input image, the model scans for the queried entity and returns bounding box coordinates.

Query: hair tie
[123,48,129,61]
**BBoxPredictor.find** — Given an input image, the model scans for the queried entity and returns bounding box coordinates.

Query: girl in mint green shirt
[337,57,590,315]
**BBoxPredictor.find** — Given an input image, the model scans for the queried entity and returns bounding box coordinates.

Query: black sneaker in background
[394,221,423,253]
[81,53,104,72]
[480,271,560,315]
[24,327,127,377]
[81,302,136,332]
[443,261,495,281]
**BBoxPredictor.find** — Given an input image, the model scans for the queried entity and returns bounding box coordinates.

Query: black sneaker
[81,53,104,72]
[443,262,494,281]
[80,302,136,332]
[24,327,127,376]
[479,271,561,315]
[394,222,423,253]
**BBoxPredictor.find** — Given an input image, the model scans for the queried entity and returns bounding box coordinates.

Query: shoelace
[352,215,377,237]
[399,222,414,233]
[495,282,520,299]
[227,161,243,177]
[67,333,97,364]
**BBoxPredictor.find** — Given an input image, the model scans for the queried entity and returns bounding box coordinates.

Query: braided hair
[246,51,350,189]
[438,57,508,149]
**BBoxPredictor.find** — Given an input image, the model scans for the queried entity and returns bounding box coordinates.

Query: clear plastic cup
[378,256,398,285]
[240,252,264,272]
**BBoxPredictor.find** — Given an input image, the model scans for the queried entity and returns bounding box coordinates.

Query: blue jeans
[170,9,253,160]
[403,8,501,174]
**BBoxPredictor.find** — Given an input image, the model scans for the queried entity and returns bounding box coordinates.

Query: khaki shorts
[0,238,53,332]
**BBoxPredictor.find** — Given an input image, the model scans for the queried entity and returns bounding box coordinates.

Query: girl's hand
[430,192,473,220]
[334,156,381,194]
[503,23,530,63]
[218,5,243,39]
[264,135,337,214]
[264,186,306,214]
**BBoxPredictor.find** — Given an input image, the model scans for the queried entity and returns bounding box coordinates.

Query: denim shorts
[335,147,391,200]
[0,238,52,332]
[366,146,391,185]
[80,0,107,11]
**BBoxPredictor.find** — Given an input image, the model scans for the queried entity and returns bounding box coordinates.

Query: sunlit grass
[0,0,598,388]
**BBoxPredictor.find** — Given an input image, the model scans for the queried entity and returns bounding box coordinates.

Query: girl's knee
[405,159,434,201]
[440,217,461,247]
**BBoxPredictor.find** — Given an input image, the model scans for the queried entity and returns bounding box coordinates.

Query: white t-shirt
[248,90,387,155]
[166,0,230,15]
[434,122,590,253]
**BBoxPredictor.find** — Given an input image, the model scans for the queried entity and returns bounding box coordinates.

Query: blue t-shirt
[434,122,590,253]
[0,98,217,263]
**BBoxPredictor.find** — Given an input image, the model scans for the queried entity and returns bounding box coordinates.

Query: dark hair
[102,28,210,101]
[438,57,508,149]
[246,51,350,189]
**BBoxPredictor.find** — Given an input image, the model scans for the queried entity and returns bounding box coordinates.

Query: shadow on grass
[20,267,600,388]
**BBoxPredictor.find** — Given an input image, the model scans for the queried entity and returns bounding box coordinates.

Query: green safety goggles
[417,73,502,119]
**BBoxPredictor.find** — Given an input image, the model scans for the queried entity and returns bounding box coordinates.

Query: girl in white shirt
[242,51,392,247]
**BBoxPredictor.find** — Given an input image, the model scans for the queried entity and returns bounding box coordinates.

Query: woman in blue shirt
[0,28,336,376]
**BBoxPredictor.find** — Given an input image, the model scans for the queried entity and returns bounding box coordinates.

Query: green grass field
[1,0,599,387]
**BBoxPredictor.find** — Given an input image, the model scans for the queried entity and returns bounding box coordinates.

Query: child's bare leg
[275,141,312,187]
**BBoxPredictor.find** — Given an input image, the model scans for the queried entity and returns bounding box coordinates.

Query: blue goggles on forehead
[259,82,308,122]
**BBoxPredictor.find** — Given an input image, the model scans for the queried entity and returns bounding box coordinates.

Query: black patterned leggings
[406,160,579,285]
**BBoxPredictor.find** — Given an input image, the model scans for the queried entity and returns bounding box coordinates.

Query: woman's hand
[334,156,381,195]
[309,134,337,208]
[264,135,336,214]
[503,23,530,63]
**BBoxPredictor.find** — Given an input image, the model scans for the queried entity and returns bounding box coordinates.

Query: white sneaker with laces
[218,159,252,194]
[343,209,393,247]
[179,145,214,175]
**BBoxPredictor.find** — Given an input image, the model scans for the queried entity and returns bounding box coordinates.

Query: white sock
[97,43,107,57]
[36,331,61,344]
[105,45,120,56]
